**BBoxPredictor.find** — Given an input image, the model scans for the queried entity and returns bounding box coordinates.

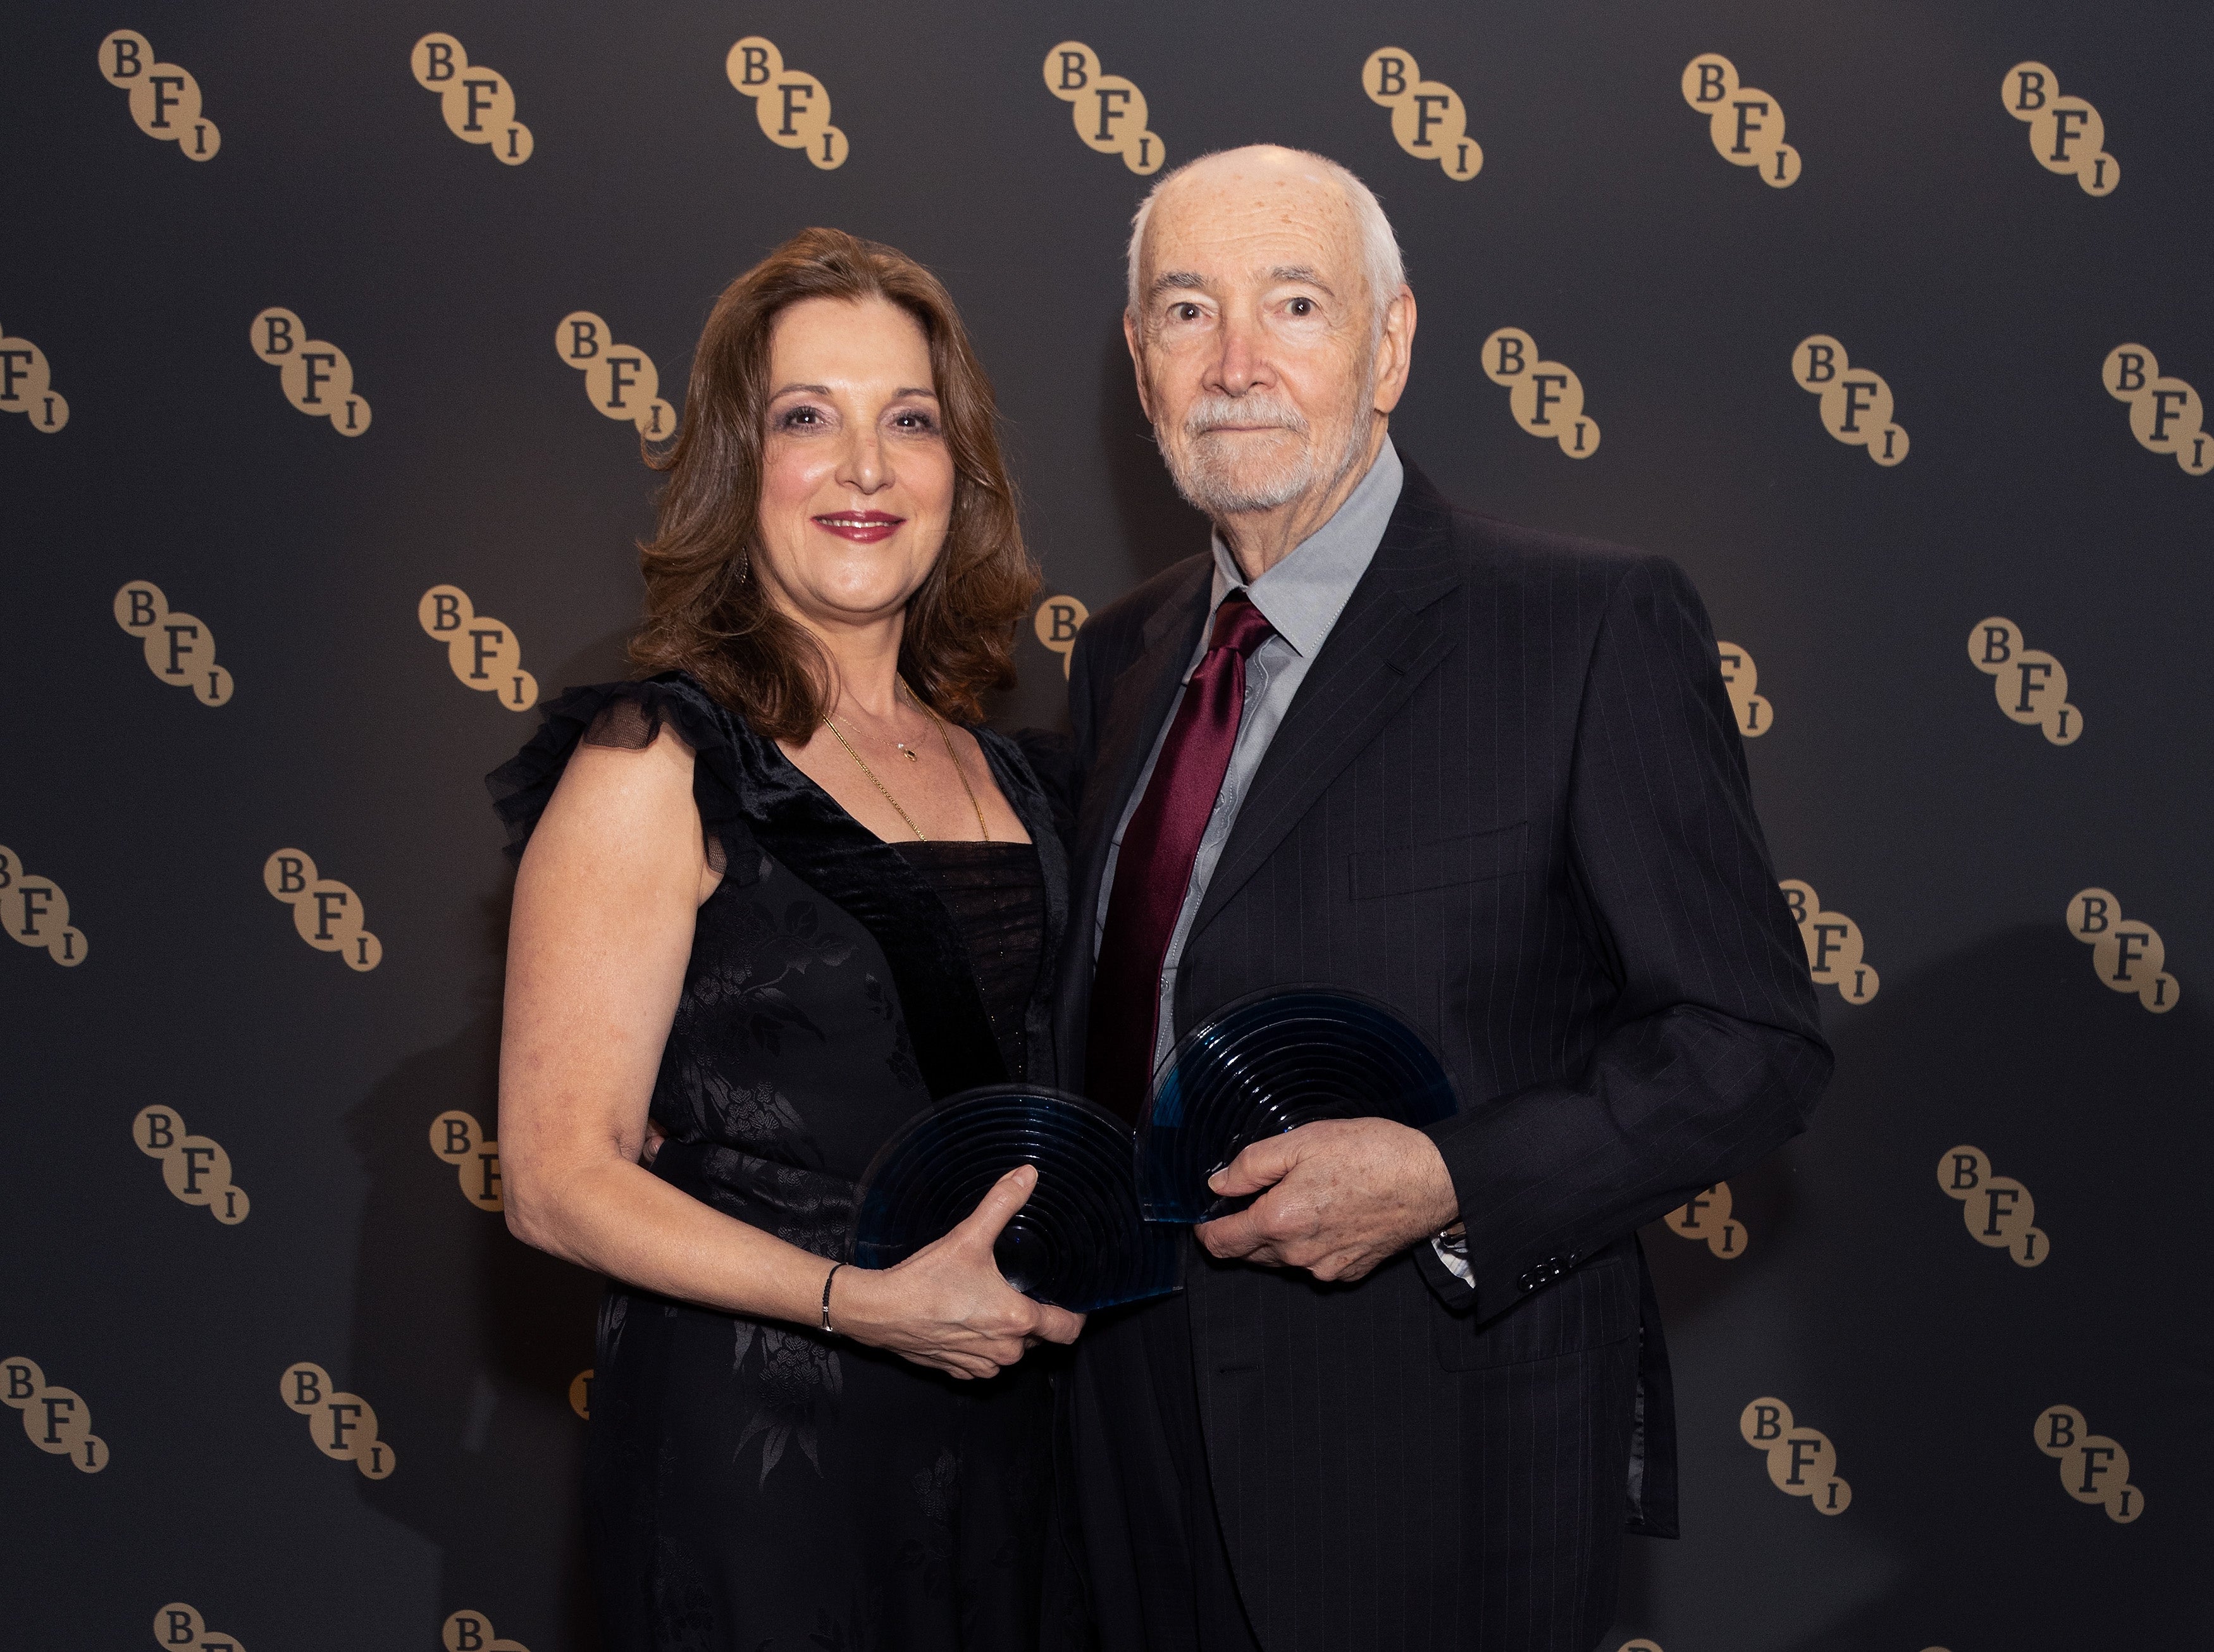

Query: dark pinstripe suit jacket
[1053,460,1831,1650]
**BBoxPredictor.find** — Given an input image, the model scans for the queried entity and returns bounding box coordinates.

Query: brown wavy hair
[629,227,1039,738]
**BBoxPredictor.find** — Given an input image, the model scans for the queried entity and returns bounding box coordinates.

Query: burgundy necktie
[1087,591,1277,1123]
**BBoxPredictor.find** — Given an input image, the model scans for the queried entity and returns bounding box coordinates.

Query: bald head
[1127,145,1406,335]
[1118,145,1418,573]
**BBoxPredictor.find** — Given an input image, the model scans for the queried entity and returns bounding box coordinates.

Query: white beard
[1156,369,1378,520]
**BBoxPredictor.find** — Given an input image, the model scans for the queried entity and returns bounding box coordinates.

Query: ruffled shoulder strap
[485,672,760,879]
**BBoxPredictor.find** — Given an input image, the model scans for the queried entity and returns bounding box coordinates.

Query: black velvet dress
[489,672,1073,1652]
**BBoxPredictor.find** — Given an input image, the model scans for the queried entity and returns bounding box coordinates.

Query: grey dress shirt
[1094,439,1403,1075]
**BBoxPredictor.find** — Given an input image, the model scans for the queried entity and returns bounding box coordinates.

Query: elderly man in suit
[1046,145,1831,1652]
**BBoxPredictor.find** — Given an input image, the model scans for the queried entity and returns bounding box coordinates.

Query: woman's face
[754,295,955,637]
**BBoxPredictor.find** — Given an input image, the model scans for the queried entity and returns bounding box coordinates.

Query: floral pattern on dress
[899,1446,960,1603]
[698,1071,820,1166]
[862,972,923,1091]
[688,896,855,1057]
[733,1321,844,1486]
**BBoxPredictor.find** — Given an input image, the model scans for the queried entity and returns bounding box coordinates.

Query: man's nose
[1208,310,1271,397]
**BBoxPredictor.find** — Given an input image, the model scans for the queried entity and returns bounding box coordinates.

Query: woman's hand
[830,1166,1086,1379]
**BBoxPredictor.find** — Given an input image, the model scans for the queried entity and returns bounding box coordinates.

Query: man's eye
[1173,303,1201,321]
[1289,298,1314,316]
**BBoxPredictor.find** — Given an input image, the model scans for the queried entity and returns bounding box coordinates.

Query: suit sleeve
[1415,554,1833,1316]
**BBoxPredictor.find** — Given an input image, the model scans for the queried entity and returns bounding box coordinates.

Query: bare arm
[498,724,1080,1378]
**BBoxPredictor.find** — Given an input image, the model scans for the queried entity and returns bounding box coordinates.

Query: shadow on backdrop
[344,889,605,1651]
[545,626,638,704]
[1615,923,2208,1651]
[1095,321,1208,589]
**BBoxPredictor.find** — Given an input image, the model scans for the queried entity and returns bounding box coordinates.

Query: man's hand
[1195,1118,1461,1283]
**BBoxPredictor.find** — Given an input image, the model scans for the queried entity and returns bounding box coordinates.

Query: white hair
[1125,146,1407,333]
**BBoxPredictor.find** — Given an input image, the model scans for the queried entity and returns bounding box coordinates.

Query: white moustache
[1183,395,1309,439]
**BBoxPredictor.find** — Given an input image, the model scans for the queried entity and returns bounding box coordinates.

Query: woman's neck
[801,610,907,721]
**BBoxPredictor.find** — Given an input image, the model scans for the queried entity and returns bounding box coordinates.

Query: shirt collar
[1208,439,1403,658]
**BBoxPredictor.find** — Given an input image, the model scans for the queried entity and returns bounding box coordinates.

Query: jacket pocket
[1349,820,1529,901]
[1432,1247,1638,1371]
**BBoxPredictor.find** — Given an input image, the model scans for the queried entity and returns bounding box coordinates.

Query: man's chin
[1167,449,1314,517]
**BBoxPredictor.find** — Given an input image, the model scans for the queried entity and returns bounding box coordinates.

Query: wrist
[1416,1138,1461,1234]
[821,1262,884,1340]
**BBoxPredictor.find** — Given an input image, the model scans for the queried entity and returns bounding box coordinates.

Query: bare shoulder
[523,722,716,903]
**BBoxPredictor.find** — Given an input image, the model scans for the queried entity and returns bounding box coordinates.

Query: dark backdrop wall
[3,3,2207,1649]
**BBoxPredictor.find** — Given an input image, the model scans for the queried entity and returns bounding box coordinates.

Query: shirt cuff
[1430,1231,1473,1286]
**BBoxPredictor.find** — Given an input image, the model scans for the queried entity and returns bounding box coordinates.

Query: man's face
[1127,154,1407,519]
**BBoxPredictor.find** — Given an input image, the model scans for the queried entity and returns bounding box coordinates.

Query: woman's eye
[891,409,939,432]
[778,405,824,429]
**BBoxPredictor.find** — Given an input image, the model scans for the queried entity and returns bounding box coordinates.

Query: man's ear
[1373,286,1418,415]
[1123,309,1154,422]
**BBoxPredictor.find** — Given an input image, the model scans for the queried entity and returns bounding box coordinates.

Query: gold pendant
[896,744,920,762]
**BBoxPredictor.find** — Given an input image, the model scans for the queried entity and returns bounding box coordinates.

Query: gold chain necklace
[822,679,991,842]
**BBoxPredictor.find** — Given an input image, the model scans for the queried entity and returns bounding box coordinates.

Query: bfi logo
[430,1111,505,1212]
[98,31,220,161]
[1716,641,1772,737]
[2101,344,2209,476]
[280,1362,395,1479]
[1740,1396,1850,1514]
[1042,42,1165,176]
[2002,64,2117,196]
[569,1369,593,1420]
[2034,1405,2143,1523]
[727,37,848,170]
[249,308,371,436]
[2066,888,2177,1014]
[1481,329,1601,459]
[152,1603,246,1652]
[555,312,677,444]
[419,586,539,712]
[1779,878,1879,1003]
[1792,335,1907,465]
[263,849,383,972]
[134,1106,250,1226]
[1681,54,1800,188]
[2,1356,108,1473]
[1034,595,1089,680]
[1361,48,1481,181]
[1664,1181,1747,1259]
[1936,1145,2046,1267]
[444,1609,530,1651]
[1967,619,2079,745]
[0,326,68,432]
[411,34,534,165]
[0,844,88,968]
[114,582,234,706]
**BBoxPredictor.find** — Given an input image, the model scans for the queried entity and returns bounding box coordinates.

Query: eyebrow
[769,383,938,398]
[1147,267,1338,300]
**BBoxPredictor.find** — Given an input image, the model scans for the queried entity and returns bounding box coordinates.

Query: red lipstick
[812,510,905,544]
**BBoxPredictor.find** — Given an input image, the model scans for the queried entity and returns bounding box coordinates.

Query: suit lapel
[1187,471,1463,944]
[1058,560,1212,1068]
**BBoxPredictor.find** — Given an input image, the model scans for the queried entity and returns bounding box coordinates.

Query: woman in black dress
[490,228,1081,1649]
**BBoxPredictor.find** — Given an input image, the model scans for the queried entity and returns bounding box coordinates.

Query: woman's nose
[838,428,889,494]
